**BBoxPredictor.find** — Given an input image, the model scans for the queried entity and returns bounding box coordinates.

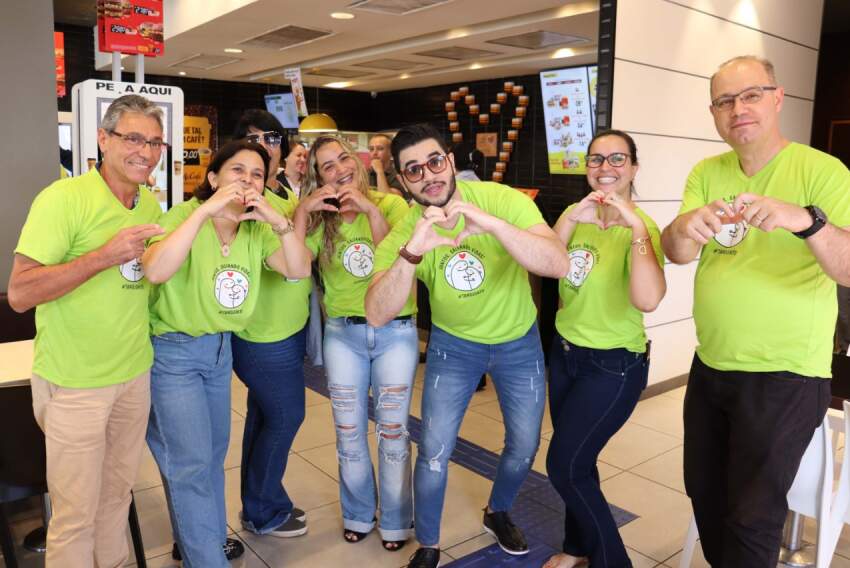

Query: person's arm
[443,200,568,278]
[661,199,735,264]
[553,191,605,246]
[371,160,402,196]
[338,187,391,245]
[8,223,164,312]
[366,207,454,327]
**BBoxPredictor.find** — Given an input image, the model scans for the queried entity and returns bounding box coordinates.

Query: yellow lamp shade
[298,113,338,133]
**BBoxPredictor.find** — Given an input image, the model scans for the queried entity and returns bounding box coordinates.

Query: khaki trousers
[31,371,150,568]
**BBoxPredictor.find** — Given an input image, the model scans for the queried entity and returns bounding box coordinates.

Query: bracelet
[631,237,649,255]
[272,219,295,236]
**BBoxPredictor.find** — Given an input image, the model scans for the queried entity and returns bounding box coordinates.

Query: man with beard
[365,123,568,568]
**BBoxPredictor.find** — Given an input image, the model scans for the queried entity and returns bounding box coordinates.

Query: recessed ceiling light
[399,73,410,79]
[178,71,187,76]
[330,12,355,19]
[325,81,353,89]
[469,63,482,70]
[224,48,243,53]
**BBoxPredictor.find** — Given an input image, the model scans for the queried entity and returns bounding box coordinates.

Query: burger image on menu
[97,0,124,18]
[549,117,562,131]
[139,22,164,43]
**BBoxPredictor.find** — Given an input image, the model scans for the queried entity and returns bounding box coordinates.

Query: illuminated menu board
[539,65,597,175]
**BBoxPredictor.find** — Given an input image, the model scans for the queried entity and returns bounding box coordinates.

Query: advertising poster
[539,66,595,175]
[97,0,164,56]
[264,93,300,129]
[587,65,598,132]
[284,68,308,117]
[183,115,212,194]
[55,32,66,97]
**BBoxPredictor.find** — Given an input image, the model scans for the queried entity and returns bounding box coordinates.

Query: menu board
[264,93,300,129]
[539,65,597,175]
[97,0,164,56]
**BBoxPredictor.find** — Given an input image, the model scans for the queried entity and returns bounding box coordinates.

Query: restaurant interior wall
[811,30,850,164]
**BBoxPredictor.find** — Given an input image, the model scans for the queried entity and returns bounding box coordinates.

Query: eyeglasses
[108,130,167,151]
[246,131,283,147]
[710,85,778,112]
[585,152,630,168]
[402,154,449,183]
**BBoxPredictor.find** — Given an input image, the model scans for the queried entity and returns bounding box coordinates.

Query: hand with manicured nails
[405,206,456,256]
[238,188,289,227]
[567,191,605,228]
[732,192,812,233]
[601,191,642,229]
[199,181,248,222]
[98,224,164,266]
[678,199,738,245]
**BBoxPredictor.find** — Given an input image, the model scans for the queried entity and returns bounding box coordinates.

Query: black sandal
[382,537,407,551]
[344,528,370,543]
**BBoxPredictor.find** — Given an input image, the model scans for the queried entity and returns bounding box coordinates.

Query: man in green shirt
[365,123,568,568]
[662,56,850,567]
[8,95,164,567]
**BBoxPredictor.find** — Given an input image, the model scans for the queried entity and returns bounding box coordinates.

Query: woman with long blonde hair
[294,135,418,551]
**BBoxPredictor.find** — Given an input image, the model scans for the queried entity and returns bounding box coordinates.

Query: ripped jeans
[323,316,419,541]
[415,323,545,547]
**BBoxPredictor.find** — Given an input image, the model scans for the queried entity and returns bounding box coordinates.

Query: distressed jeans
[414,323,545,546]
[323,316,419,540]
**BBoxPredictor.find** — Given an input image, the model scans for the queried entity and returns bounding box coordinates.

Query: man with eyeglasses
[662,56,850,567]
[7,94,165,567]
[365,123,568,568]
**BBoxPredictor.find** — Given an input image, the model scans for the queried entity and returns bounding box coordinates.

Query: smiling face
[709,59,784,149]
[97,111,163,190]
[398,138,457,208]
[585,135,638,198]
[207,149,266,195]
[315,140,360,192]
[285,143,308,179]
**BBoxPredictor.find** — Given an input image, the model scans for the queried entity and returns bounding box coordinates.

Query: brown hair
[193,140,270,201]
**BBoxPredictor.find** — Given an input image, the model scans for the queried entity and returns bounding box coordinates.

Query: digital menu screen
[539,65,597,175]
[264,93,300,130]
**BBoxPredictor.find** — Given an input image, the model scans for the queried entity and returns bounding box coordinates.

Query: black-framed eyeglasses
[585,152,630,168]
[246,131,283,147]
[108,130,167,151]
[711,85,778,112]
[402,154,450,183]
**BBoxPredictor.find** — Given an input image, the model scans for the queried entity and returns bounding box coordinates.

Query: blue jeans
[546,335,648,568]
[232,328,307,534]
[323,316,419,540]
[415,323,545,547]
[147,332,232,568]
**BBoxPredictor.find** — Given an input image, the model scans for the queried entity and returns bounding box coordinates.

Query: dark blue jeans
[231,327,307,534]
[546,335,648,568]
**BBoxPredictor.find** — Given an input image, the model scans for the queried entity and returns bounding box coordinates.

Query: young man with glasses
[662,56,850,567]
[365,123,568,568]
[7,94,165,567]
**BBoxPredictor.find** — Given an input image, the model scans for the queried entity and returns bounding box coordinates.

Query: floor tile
[660,385,687,402]
[628,395,685,439]
[599,421,682,471]
[630,446,685,494]
[290,402,345,453]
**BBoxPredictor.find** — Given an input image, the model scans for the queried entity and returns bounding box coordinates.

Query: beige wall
[611,0,823,385]
[0,1,60,288]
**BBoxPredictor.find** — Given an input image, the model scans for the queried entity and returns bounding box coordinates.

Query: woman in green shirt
[294,135,418,551]
[544,130,666,568]
[141,140,311,568]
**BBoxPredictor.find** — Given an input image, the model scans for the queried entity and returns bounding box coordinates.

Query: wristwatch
[398,244,423,265]
[793,205,827,239]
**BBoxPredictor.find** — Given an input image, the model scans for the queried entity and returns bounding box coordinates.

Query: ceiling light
[224,48,243,53]
[330,12,355,19]
[399,73,410,79]
[299,113,338,133]
[469,63,482,70]
[178,71,187,76]
[552,48,576,59]
[324,81,353,89]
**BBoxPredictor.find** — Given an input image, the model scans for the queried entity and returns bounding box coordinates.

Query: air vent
[240,25,333,50]
[306,68,374,79]
[486,31,590,50]
[169,54,242,70]
[414,46,501,60]
[348,0,452,16]
[353,58,429,70]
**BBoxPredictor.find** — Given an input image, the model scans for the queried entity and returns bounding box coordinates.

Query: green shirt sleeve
[15,183,75,265]
[150,200,193,244]
[487,182,545,230]
[679,160,708,215]
[259,222,282,259]
[373,207,418,274]
[806,154,850,228]
[378,192,412,227]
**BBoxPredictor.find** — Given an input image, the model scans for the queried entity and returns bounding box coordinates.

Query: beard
[409,175,457,208]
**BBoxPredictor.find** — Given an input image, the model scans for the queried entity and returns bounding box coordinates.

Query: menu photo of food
[98,0,164,56]
[539,65,597,175]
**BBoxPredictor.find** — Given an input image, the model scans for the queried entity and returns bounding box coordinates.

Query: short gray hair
[710,55,777,93]
[100,94,164,133]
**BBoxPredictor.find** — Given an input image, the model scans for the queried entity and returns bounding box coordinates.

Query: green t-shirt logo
[342,242,374,278]
[444,251,485,291]
[214,269,250,309]
[567,248,595,288]
[118,258,144,282]
[714,218,749,248]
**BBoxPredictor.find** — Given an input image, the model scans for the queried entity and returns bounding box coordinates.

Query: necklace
[212,220,237,257]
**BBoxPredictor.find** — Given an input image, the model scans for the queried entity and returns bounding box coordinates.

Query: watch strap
[398,244,423,265]
[793,205,827,239]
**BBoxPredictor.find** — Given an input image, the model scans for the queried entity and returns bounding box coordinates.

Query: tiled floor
[5,372,850,567]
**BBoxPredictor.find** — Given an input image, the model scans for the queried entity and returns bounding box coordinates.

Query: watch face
[811,206,827,223]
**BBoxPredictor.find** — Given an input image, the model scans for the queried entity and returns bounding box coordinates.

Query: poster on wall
[183,115,212,193]
[539,66,596,175]
[97,0,164,56]
[283,68,308,117]
[55,32,66,97]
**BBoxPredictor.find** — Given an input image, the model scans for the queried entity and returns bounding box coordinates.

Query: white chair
[818,400,850,563]
[678,409,845,568]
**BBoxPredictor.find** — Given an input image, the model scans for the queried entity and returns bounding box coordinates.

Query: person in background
[279,138,308,197]
[142,140,311,567]
[452,141,485,182]
[8,94,165,567]
[295,135,419,552]
[544,130,665,568]
[369,133,408,198]
[229,113,313,540]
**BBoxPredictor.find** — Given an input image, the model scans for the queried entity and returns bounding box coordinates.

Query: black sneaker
[292,507,307,522]
[482,509,528,555]
[408,547,440,568]
[264,515,308,538]
[171,537,245,561]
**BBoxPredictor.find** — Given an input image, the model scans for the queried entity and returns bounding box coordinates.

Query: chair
[678,410,845,568]
[0,384,147,568]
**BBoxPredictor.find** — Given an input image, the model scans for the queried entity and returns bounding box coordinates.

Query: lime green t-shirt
[149,198,281,336]
[307,191,414,318]
[374,181,545,344]
[235,188,312,343]
[555,206,663,353]
[14,168,162,388]
[680,143,850,378]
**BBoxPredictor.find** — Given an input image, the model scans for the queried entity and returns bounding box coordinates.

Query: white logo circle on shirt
[567,249,595,288]
[342,242,374,278]
[118,258,144,282]
[714,220,749,248]
[214,269,249,309]
[444,251,485,291]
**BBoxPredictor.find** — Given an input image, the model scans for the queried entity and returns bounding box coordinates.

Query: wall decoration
[490,103,500,114]
[478,114,489,125]
[511,117,523,128]
[445,101,455,111]
[512,85,524,96]
[447,111,458,121]
[469,104,480,115]
[452,132,463,142]
[507,129,518,140]
[496,92,507,103]
[518,95,529,106]
[476,132,498,157]
[449,121,459,132]
[459,86,469,95]
[515,106,527,118]
[464,95,475,105]
[450,91,461,101]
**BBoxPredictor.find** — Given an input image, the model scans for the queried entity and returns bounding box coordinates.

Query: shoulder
[634,207,660,231]
[786,143,847,171]
[162,198,199,222]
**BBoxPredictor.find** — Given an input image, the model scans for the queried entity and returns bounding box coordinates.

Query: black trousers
[683,355,830,568]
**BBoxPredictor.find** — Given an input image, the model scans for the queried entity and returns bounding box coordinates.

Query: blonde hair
[302,135,373,267]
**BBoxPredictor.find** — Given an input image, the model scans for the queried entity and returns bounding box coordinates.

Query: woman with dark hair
[544,130,666,568]
[280,139,308,197]
[294,135,418,551]
[141,140,311,568]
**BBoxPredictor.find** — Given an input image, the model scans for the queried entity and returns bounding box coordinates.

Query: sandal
[382,537,407,551]
[343,528,370,543]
